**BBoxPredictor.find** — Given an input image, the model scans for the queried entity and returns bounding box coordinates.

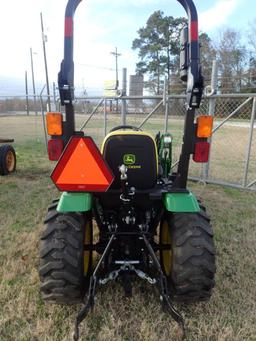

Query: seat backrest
[101,131,158,190]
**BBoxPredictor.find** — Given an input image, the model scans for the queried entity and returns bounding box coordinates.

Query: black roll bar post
[58,0,204,189]
[173,0,204,189]
[58,0,82,142]
[178,0,203,108]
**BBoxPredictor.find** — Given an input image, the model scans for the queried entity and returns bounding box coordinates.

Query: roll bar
[58,0,82,105]
[58,0,203,107]
[177,0,203,108]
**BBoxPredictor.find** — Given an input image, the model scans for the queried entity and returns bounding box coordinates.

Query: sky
[0,0,254,96]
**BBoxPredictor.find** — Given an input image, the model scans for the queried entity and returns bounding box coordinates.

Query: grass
[1,114,256,339]
[0,139,256,340]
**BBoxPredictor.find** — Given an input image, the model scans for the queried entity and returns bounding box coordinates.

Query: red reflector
[193,142,210,163]
[51,136,114,192]
[48,139,64,161]
[65,17,73,37]
[190,21,198,41]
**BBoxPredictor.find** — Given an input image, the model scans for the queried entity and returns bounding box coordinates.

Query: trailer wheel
[160,208,216,301]
[0,144,16,176]
[39,202,93,304]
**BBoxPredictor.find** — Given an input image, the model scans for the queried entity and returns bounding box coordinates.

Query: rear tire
[39,201,93,304]
[0,144,16,176]
[160,208,216,301]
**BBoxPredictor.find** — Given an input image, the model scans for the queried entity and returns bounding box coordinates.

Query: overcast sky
[0,0,253,95]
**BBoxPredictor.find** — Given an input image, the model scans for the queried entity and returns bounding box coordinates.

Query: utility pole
[30,47,37,115]
[40,12,51,111]
[121,68,127,125]
[110,47,121,112]
[110,47,121,90]
[25,71,29,116]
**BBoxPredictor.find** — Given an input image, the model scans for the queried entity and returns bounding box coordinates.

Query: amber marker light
[197,115,213,138]
[46,112,63,136]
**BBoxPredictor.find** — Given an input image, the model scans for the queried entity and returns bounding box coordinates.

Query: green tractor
[39,0,216,339]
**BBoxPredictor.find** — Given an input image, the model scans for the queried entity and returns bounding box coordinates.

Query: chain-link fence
[167,95,256,190]
[73,93,256,190]
[0,93,255,190]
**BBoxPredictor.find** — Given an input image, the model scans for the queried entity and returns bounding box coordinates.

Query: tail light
[193,115,213,163]
[46,112,64,161]
[193,141,210,163]
[48,139,64,161]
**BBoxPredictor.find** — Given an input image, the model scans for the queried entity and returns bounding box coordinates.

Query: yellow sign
[104,80,116,97]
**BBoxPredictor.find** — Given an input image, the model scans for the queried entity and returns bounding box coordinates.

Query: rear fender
[57,192,92,212]
[164,192,200,213]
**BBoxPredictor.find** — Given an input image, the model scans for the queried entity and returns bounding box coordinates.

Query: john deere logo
[123,154,136,165]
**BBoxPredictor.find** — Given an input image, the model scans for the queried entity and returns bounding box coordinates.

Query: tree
[246,20,256,92]
[169,32,216,94]
[132,11,186,95]
[199,33,216,83]
[216,29,247,93]
[248,19,256,53]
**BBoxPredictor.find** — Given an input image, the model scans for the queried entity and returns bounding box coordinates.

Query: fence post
[53,82,57,111]
[203,60,218,180]
[164,78,169,134]
[121,68,127,125]
[243,96,256,187]
[104,98,107,137]
[40,84,48,152]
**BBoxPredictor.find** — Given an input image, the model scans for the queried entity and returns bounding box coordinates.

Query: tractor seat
[101,130,158,190]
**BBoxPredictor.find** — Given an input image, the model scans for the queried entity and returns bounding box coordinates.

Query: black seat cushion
[102,132,158,190]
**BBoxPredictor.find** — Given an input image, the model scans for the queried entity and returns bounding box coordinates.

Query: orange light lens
[197,116,213,138]
[46,113,63,136]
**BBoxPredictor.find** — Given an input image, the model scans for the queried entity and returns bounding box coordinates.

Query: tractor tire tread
[169,210,216,302]
[39,209,89,304]
[39,261,64,276]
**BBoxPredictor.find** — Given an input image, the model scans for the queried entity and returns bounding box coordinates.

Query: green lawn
[0,141,255,340]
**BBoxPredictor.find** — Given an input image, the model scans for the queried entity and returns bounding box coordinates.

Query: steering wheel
[110,125,142,133]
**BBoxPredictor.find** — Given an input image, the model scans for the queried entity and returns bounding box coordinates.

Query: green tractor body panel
[156,133,172,178]
[164,192,200,213]
[57,192,92,212]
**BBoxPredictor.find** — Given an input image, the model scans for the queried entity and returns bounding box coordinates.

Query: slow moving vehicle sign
[51,136,114,192]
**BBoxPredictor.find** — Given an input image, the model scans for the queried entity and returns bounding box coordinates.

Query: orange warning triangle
[51,136,114,192]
